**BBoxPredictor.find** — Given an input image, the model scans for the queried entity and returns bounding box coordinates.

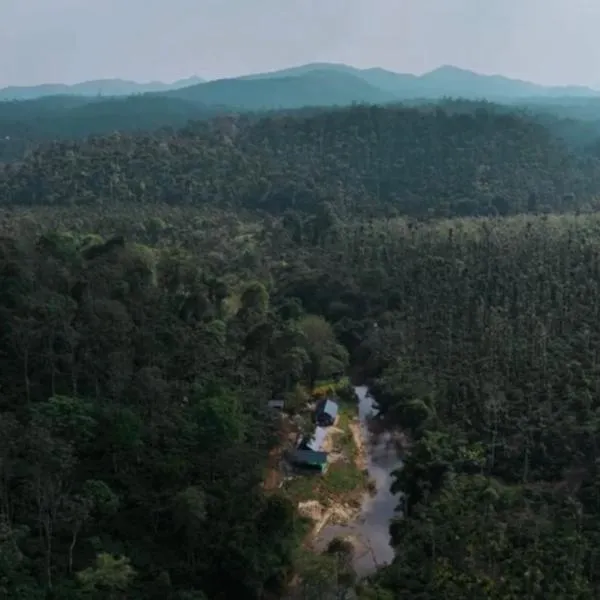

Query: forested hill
[2,104,599,218]
[0,71,393,162]
[0,95,223,162]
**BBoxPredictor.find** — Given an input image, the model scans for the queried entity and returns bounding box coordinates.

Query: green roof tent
[290,449,328,472]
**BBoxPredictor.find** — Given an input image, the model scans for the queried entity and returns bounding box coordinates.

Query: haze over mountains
[4,62,600,164]
[235,63,600,100]
[0,76,205,101]
[3,63,600,106]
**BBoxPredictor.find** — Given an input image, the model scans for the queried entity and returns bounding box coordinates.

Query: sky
[1,0,600,88]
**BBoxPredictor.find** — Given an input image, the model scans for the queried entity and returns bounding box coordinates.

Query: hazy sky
[2,0,600,87]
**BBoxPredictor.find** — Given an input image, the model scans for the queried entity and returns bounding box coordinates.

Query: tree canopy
[4,99,600,598]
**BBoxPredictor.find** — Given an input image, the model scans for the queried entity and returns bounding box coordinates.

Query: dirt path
[262,415,295,492]
[349,420,367,470]
[263,447,283,491]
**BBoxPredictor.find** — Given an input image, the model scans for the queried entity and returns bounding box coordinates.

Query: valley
[4,56,600,599]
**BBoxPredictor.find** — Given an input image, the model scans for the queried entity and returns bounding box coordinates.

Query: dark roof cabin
[315,399,339,427]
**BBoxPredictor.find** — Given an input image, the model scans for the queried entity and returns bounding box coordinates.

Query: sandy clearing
[322,425,344,453]
[349,420,367,470]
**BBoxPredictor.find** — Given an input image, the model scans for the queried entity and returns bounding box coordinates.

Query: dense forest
[345,214,600,598]
[0,96,224,162]
[4,98,600,598]
[3,104,600,219]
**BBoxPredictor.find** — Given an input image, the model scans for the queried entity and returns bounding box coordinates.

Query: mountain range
[3,64,600,106]
[237,63,600,99]
[4,63,600,164]
[0,76,205,101]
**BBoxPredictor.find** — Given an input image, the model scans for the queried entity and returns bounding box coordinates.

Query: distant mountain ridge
[0,76,205,101]
[155,64,600,113]
[160,69,396,110]
[3,64,600,104]
[236,63,600,100]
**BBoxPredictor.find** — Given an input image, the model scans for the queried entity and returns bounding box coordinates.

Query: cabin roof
[291,449,328,464]
[301,426,327,452]
[318,399,339,420]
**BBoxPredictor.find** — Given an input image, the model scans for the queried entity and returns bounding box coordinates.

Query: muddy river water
[314,385,403,576]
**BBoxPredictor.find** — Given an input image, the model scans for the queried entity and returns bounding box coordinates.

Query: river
[315,385,403,576]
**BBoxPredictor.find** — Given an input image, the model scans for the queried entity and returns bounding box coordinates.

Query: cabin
[289,449,328,472]
[267,399,285,411]
[299,426,327,452]
[292,426,329,472]
[315,398,339,427]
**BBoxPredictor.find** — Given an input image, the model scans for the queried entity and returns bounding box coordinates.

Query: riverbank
[264,383,403,594]
[312,386,403,576]
[283,397,371,540]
